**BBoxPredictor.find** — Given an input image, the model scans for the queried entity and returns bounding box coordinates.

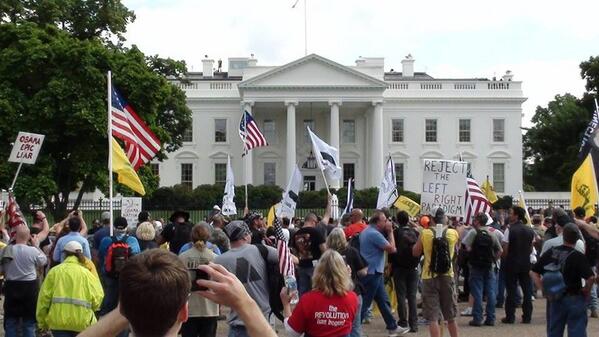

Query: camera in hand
[191,269,210,291]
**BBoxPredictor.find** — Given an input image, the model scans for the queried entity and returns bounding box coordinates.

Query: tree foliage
[0,1,191,220]
[581,56,599,94]
[523,94,591,190]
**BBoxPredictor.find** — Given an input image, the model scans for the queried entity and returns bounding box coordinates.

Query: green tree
[0,1,191,220]
[523,94,591,190]
[580,56,599,94]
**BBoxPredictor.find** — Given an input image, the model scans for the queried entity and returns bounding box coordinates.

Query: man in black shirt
[532,224,595,337]
[157,210,192,254]
[290,212,326,295]
[501,206,535,324]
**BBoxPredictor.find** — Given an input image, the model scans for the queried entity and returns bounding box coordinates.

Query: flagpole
[9,163,23,190]
[319,167,331,196]
[107,71,114,236]
[243,110,249,209]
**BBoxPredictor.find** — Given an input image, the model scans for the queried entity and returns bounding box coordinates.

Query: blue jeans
[228,325,251,337]
[297,266,315,296]
[469,267,497,323]
[549,295,588,337]
[360,273,397,330]
[4,317,35,337]
[349,295,363,337]
[99,275,129,337]
[588,267,597,311]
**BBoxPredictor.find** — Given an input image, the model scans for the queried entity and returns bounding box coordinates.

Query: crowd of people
[0,198,597,337]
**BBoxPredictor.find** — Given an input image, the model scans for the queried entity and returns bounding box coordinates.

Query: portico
[238,54,387,189]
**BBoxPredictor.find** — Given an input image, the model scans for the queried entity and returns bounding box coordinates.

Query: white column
[285,100,298,184]
[329,100,341,188]
[242,101,254,185]
[370,100,384,187]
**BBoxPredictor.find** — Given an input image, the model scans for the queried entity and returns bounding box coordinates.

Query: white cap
[64,241,83,253]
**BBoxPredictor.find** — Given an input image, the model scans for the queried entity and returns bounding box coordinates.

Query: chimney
[202,55,214,78]
[502,70,514,81]
[248,53,257,67]
[401,54,415,77]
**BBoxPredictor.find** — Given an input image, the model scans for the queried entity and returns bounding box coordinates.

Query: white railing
[454,83,476,90]
[384,81,521,92]
[420,83,442,90]
[174,81,236,90]
[387,82,409,90]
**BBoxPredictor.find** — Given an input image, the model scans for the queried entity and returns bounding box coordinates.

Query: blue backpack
[542,249,575,301]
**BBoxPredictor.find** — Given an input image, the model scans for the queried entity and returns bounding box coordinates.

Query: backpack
[542,249,575,301]
[105,235,132,278]
[392,227,420,269]
[429,228,451,276]
[469,229,495,269]
[348,232,361,253]
[256,244,285,322]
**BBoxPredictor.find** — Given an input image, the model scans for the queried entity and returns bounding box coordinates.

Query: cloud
[122,0,598,123]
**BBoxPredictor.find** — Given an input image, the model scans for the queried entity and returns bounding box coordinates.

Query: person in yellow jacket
[37,241,104,337]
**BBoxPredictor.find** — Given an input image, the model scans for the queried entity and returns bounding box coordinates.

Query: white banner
[279,165,302,218]
[8,132,45,164]
[307,127,342,180]
[376,156,398,209]
[222,156,237,216]
[121,197,142,228]
[420,159,468,217]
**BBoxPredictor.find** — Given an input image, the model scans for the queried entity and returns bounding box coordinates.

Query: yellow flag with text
[393,195,421,217]
[481,178,499,203]
[518,191,531,225]
[112,138,145,195]
[571,154,598,217]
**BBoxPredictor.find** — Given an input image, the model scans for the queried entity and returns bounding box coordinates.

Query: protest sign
[420,159,468,217]
[8,132,45,165]
[121,197,142,228]
[394,195,421,217]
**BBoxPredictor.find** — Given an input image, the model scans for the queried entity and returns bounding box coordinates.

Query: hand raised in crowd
[196,263,254,310]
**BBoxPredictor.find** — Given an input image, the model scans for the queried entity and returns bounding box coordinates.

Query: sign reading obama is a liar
[8,132,45,165]
[420,159,468,217]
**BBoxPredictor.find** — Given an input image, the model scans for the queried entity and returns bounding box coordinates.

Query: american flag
[464,167,491,225]
[239,111,267,154]
[111,86,161,170]
[273,216,295,277]
[6,192,26,238]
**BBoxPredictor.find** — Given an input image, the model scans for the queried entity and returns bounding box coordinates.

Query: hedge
[142,184,422,211]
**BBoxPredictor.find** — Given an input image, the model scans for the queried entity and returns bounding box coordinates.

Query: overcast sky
[122,0,599,126]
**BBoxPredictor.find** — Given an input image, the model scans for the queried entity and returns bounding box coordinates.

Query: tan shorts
[422,276,458,322]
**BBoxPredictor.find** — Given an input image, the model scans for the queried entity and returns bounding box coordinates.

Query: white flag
[222,155,237,216]
[278,165,302,218]
[307,127,342,180]
[376,156,398,209]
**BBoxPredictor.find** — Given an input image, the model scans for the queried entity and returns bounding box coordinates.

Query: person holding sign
[412,208,460,337]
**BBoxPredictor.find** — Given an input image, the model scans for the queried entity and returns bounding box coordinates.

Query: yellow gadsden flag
[112,138,145,195]
[518,191,531,225]
[481,177,498,203]
[393,195,421,217]
[571,154,598,217]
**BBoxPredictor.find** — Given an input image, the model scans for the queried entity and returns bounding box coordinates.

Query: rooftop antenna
[292,0,307,56]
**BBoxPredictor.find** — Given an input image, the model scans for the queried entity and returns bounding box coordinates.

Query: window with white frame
[214,163,226,186]
[214,119,227,142]
[182,124,193,142]
[493,119,505,142]
[493,163,505,193]
[150,163,160,177]
[342,120,356,143]
[264,162,276,185]
[304,176,316,191]
[392,119,404,142]
[458,119,471,142]
[181,163,193,188]
[343,163,355,187]
[395,163,404,190]
[425,119,437,142]
[263,120,276,144]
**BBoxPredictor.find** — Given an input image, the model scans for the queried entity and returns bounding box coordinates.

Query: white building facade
[154,54,525,196]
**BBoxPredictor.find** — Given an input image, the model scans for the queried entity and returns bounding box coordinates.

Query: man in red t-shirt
[343,209,366,239]
[286,291,358,337]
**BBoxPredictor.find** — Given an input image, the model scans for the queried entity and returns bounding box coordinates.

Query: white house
[154,53,525,196]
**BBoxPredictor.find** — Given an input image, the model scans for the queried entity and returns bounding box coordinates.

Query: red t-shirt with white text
[287,290,358,337]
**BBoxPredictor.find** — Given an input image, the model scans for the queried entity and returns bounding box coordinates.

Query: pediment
[238,54,387,90]
[175,151,199,160]
[208,151,230,160]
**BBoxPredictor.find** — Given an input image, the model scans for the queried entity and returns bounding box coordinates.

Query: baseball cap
[101,211,111,223]
[64,241,83,253]
[225,220,251,242]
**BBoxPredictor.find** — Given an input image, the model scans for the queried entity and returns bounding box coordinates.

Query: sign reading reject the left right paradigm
[8,132,45,164]
[420,159,468,217]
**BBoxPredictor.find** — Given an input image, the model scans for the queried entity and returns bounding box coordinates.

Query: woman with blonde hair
[178,224,219,337]
[281,249,358,337]
[326,228,368,337]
